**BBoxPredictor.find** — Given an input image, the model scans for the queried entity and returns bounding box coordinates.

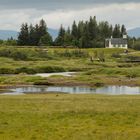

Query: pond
[1,85,140,95]
[34,72,76,77]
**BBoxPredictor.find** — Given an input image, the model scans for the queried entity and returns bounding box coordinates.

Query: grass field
[0,94,140,140]
[0,47,140,140]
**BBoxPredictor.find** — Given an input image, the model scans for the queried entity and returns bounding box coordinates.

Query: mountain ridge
[127,27,140,38]
[0,28,59,40]
[0,27,139,40]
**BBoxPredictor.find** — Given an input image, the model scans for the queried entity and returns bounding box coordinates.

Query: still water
[34,72,76,77]
[1,85,140,95]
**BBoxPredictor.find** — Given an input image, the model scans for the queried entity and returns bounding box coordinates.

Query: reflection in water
[1,85,140,95]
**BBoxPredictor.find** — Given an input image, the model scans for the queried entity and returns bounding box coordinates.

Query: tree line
[55,16,127,48]
[17,19,53,46]
[2,17,128,48]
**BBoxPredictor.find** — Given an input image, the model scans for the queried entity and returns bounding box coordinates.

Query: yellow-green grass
[0,94,140,140]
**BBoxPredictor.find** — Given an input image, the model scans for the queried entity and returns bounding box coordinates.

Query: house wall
[107,40,128,49]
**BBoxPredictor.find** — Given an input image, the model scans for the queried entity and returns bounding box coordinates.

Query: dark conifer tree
[18,23,29,45]
[38,19,47,37]
[55,25,65,46]
[113,24,121,38]
[29,24,36,46]
[71,21,78,39]
[121,25,127,37]
[64,27,72,46]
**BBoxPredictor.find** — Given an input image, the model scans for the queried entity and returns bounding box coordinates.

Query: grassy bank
[0,94,140,140]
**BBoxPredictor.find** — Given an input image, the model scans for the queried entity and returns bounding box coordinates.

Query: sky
[0,0,140,31]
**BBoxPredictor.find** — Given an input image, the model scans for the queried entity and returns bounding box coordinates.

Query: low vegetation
[0,47,139,86]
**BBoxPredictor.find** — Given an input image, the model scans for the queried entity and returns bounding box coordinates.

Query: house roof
[111,38,127,45]
[106,38,127,45]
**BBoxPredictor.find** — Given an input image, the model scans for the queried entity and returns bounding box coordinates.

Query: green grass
[0,46,139,86]
[0,94,140,140]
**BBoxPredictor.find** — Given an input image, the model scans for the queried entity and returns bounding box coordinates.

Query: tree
[77,21,84,39]
[113,24,121,38]
[18,23,29,45]
[121,25,127,37]
[29,24,37,46]
[98,21,112,39]
[55,25,65,46]
[64,27,72,46]
[18,19,52,46]
[39,33,53,46]
[38,19,47,37]
[71,21,78,38]
[88,16,98,40]
[79,22,91,48]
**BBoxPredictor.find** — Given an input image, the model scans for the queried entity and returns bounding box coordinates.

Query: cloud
[0,0,140,10]
[0,1,139,30]
[25,3,140,29]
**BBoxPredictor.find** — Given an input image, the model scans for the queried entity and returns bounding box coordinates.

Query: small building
[105,35,128,49]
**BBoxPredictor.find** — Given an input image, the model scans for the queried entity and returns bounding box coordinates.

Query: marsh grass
[0,47,139,86]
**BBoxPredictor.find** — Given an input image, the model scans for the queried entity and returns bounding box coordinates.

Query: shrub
[36,66,66,73]
[53,49,89,58]
[111,53,121,58]
[0,68,14,74]
[11,51,28,60]
[15,67,36,74]
[34,80,54,86]
[133,42,140,50]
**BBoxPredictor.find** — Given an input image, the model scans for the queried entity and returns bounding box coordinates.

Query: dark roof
[110,38,127,45]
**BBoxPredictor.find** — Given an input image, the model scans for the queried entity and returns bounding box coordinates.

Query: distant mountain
[127,27,140,38]
[0,28,58,40]
[0,30,18,40]
[48,28,59,40]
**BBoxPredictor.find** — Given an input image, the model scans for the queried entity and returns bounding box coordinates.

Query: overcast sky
[0,0,140,30]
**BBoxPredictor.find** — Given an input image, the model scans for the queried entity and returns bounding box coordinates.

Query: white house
[105,35,128,49]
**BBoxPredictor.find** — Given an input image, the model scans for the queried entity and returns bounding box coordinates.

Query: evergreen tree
[77,21,84,39]
[79,22,91,48]
[64,27,72,46]
[39,32,53,46]
[98,21,112,39]
[55,25,65,46]
[88,16,98,40]
[18,23,29,45]
[71,21,79,46]
[38,19,47,37]
[29,24,36,46]
[121,25,127,37]
[113,24,121,38]
[71,21,78,39]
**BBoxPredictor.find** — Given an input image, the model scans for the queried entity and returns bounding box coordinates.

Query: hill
[127,27,140,38]
[0,28,58,40]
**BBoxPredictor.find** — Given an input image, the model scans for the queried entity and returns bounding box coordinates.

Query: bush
[126,72,138,78]
[15,67,36,74]
[36,66,66,73]
[111,53,121,58]
[11,51,28,60]
[34,80,54,86]
[0,68,14,74]
[53,49,89,58]
[133,42,140,50]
